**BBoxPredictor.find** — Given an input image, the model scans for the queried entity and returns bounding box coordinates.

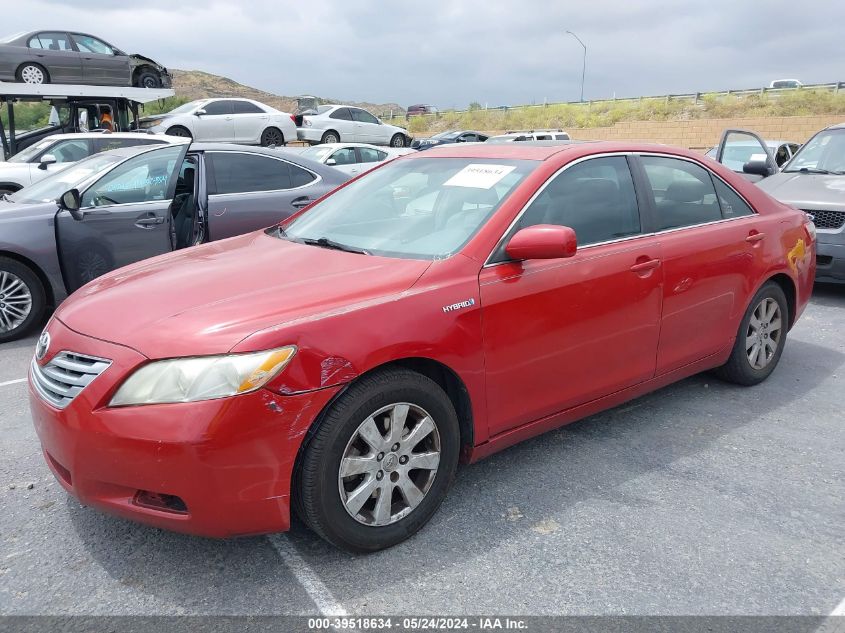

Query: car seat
[658,180,720,229]
[171,167,196,249]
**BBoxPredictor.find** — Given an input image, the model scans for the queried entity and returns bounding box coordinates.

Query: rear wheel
[296,368,460,552]
[260,127,285,147]
[321,131,340,144]
[0,257,46,343]
[16,63,49,84]
[165,126,192,139]
[714,281,788,386]
[390,133,406,148]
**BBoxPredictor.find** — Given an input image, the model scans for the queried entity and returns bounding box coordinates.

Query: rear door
[715,129,778,182]
[231,100,269,144]
[27,32,82,83]
[70,33,130,85]
[633,153,765,372]
[204,150,318,240]
[194,101,235,142]
[55,144,187,292]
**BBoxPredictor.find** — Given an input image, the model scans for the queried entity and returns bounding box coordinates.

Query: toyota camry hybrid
[28,141,816,552]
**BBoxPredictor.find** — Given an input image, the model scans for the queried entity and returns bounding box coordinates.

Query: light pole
[565,30,586,102]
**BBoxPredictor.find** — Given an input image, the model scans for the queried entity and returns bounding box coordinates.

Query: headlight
[142,118,164,128]
[110,346,296,406]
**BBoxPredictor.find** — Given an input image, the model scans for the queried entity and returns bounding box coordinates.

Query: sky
[4,0,843,108]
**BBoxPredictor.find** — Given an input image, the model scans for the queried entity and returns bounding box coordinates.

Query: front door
[56,144,187,292]
[194,101,235,142]
[480,155,663,436]
[351,108,385,144]
[714,129,778,183]
[70,33,130,85]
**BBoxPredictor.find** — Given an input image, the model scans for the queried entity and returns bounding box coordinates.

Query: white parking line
[268,534,348,617]
[0,378,26,388]
[830,594,845,616]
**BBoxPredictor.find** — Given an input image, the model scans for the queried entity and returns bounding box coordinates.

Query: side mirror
[58,188,83,221]
[505,224,577,261]
[326,158,337,166]
[194,109,207,116]
[38,154,57,170]
[743,159,774,177]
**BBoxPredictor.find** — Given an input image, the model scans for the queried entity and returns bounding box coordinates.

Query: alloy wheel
[0,271,33,333]
[745,297,782,370]
[338,402,441,526]
[21,66,44,84]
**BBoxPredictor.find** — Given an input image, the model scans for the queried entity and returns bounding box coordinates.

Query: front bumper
[28,318,340,537]
[159,72,172,88]
[815,239,845,283]
[296,127,325,143]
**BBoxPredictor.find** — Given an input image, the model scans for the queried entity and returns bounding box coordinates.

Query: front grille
[803,209,845,230]
[31,351,111,409]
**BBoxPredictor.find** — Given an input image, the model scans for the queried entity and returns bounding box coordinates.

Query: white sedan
[139,98,297,146]
[295,143,414,176]
[296,105,411,147]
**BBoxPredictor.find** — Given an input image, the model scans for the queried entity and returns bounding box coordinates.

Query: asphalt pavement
[0,285,843,617]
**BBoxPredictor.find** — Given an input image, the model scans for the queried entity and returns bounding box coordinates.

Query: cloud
[4,0,843,108]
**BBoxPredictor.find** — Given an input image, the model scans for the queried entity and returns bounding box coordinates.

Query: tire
[16,63,49,85]
[714,281,788,386]
[296,368,460,552]
[389,134,406,148]
[0,257,47,343]
[165,126,192,139]
[321,131,340,144]
[136,70,161,89]
[260,127,285,147]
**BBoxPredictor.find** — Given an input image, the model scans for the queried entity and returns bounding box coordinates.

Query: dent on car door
[715,128,779,182]
[633,154,764,372]
[479,156,663,436]
[204,151,318,240]
[55,144,188,292]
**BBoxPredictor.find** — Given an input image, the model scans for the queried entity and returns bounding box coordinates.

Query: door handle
[745,232,766,243]
[135,215,164,227]
[290,196,311,209]
[630,258,661,273]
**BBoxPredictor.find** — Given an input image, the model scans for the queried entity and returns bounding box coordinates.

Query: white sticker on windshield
[444,164,516,189]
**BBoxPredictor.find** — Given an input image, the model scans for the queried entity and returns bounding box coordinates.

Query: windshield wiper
[300,237,370,255]
[786,167,833,174]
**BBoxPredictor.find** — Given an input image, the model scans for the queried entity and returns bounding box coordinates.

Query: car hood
[0,198,56,222]
[757,172,845,209]
[55,230,432,358]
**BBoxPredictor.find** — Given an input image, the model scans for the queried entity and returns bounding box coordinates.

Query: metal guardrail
[381,82,845,120]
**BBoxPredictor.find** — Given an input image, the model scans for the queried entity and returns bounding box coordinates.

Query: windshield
[7,139,55,163]
[282,157,536,259]
[301,146,334,162]
[8,153,122,204]
[166,100,206,115]
[432,131,459,139]
[783,128,845,173]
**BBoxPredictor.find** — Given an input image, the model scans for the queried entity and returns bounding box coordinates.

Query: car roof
[41,132,183,142]
[826,122,845,130]
[302,142,389,150]
[188,143,347,180]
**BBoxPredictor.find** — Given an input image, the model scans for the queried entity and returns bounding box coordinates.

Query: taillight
[289,114,296,124]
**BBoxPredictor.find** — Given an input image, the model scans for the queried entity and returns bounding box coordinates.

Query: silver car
[0,30,171,88]
[0,132,177,196]
[139,98,297,147]
[296,105,410,147]
[297,143,414,176]
[0,142,349,342]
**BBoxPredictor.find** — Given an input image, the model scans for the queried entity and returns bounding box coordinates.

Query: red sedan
[28,142,816,552]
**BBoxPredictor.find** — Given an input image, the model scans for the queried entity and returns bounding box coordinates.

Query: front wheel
[390,134,406,148]
[714,281,788,386]
[296,368,460,552]
[0,257,46,343]
[260,127,285,147]
[136,70,162,89]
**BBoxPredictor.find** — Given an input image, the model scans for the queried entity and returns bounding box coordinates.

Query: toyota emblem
[35,331,50,361]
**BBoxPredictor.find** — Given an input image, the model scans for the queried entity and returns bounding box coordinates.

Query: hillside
[170,69,404,116]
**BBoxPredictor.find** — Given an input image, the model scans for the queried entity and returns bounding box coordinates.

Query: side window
[461,134,478,143]
[290,164,317,188]
[640,156,722,230]
[713,178,755,219]
[478,134,489,142]
[513,156,641,249]
[330,148,357,165]
[93,138,167,153]
[47,139,91,163]
[232,100,265,114]
[202,101,233,116]
[357,147,385,163]
[329,108,352,121]
[28,36,43,50]
[555,133,570,140]
[207,152,292,194]
[71,34,115,55]
[36,32,73,51]
[788,143,801,156]
[351,109,379,124]
[82,146,183,207]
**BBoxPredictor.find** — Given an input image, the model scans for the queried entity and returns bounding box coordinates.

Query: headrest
[182,167,195,187]
[665,180,708,203]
